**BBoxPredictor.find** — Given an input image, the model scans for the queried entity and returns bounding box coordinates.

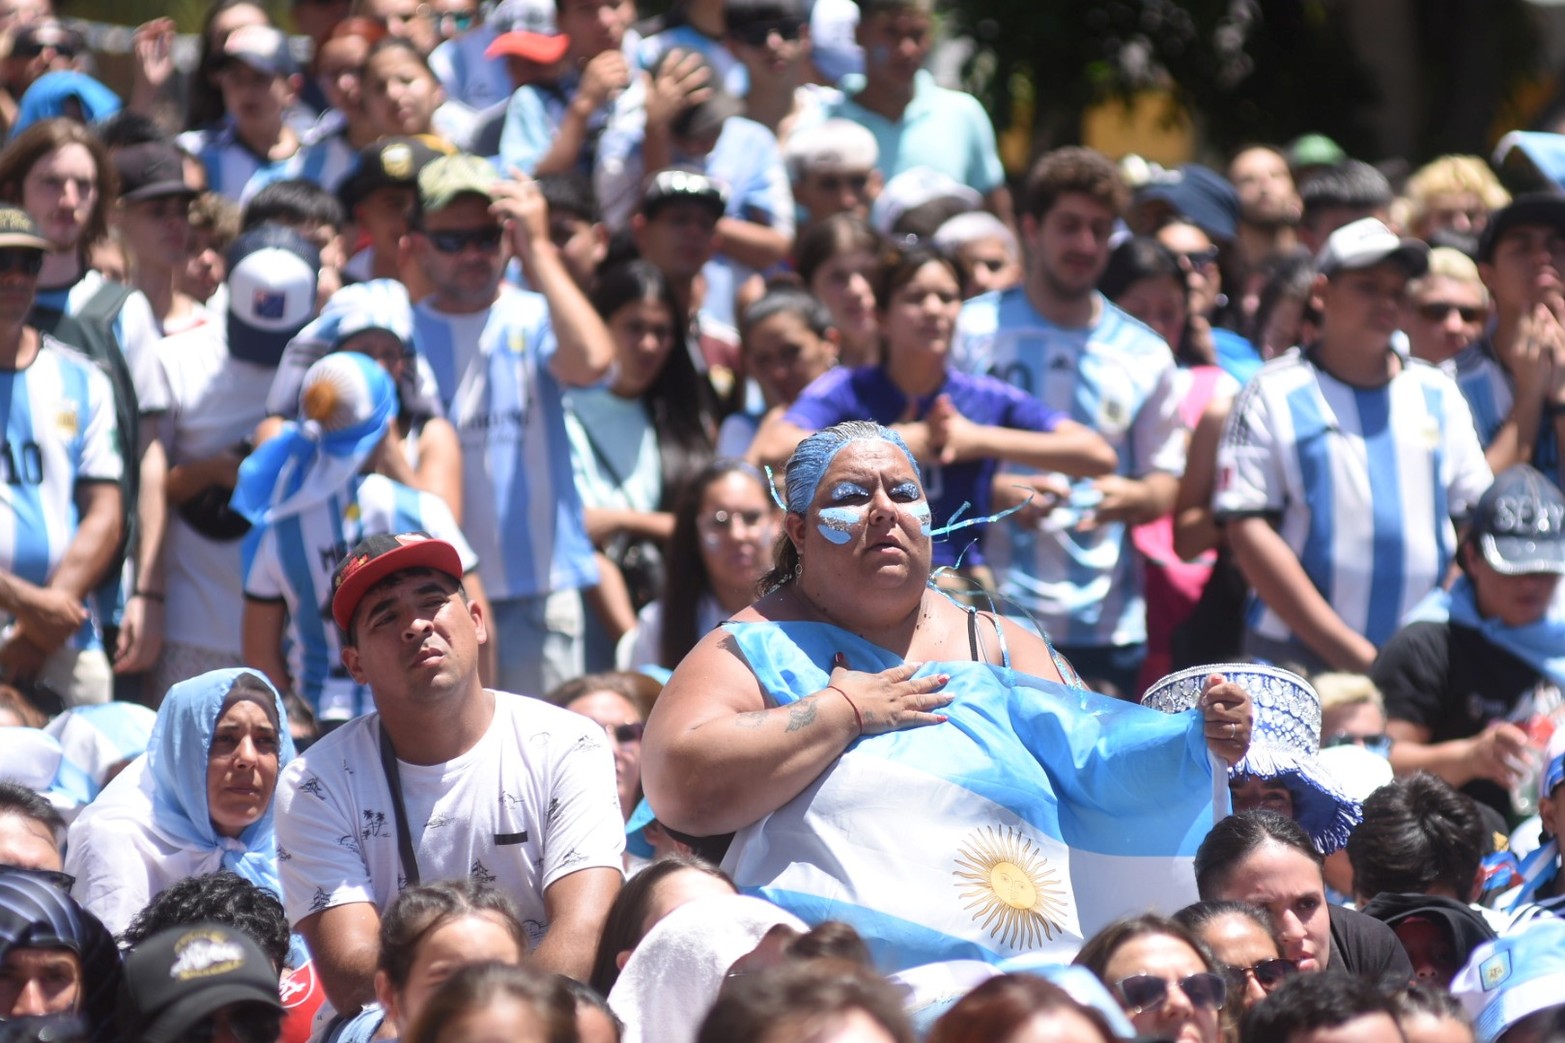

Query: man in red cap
[274,531,623,1012]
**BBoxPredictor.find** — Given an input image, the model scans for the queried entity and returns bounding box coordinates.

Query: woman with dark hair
[927,974,1119,1043]
[1174,900,1297,1013]
[696,960,915,1043]
[1194,810,1412,986]
[571,259,717,658]
[752,245,1115,589]
[1074,913,1226,1043]
[619,459,778,672]
[588,856,736,997]
[1389,985,1475,1043]
[1099,236,1236,688]
[546,671,663,837]
[359,37,471,147]
[405,962,577,1043]
[795,215,881,367]
[327,880,531,1043]
[185,0,270,131]
[65,668,295,935]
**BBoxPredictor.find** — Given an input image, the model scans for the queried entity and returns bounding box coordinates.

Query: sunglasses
[1178,247,1220,270]
[605,721,644,744]
[702,508,768,530]
[730,18,803,45]
[426,227,504,253]
[1323,732,1393,757]
[0,250,43,275]
[1415,301,1483,324]
[1223,958,1299,994]
[0,864,76,892]
[1114,971,1226,1014]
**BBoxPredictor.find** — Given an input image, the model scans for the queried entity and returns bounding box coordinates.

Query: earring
[792,557,804,581]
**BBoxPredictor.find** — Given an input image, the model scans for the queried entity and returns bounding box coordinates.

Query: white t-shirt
[274,692,625,944]
[152,325,276,654]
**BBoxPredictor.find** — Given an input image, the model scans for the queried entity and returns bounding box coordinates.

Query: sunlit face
[880,260,961,364]
[1196,913,1283,1012]
[22,143,96,250]
[117,193,193,272]
[954,236,1021,296]
[1229,776,1295,819]
[855,9,929,87]
[1419,191,1488,239]
[1228,147,1299,228]
[1319,263,1409,347]
[564,689,643,821]
[697,471,778,600]
[1157,221,1220,319]
[386,913,524,1035]
[1404,274,1486,366]
[1102,934,1221,1043]
[1115,273,1186,351]
[809,248,878,348]
[1320,700,1387,745]
[0,813,60,872]
[364,48,443,138]
[794,166,877,224]
[556,0,634,58]
[1464,543,1561,629]
[0,947,81,1018]
[743,309,837,407]
[206,695,282,839]
[1026,192,1116,302]
[316,34,369,113]
[606,296,676,399]
[790,440,931,592]
[1210,842,1330,972]
[341,569,487,710]
[414,196,506,309]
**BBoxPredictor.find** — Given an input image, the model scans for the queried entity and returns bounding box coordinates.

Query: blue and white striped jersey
[0,338,122,650]
[175,122,355,206]
[1214,350,1492,647]
[413,290,598,601]
[243,473,478,722]
[1448,338,1560,483]
[950,288,1186,648]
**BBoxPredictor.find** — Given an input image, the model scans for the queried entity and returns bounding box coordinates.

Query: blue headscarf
[0,871,122,1043]
[10,71,121,140]
[146,669,296,900]
[1405,576,1565,689]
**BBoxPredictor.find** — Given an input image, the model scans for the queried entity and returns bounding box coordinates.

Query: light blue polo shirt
[823,70,1004,196]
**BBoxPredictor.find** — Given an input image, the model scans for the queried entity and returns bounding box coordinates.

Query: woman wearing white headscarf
[63,667,296,934]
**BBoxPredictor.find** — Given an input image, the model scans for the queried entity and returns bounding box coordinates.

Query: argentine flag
[718,620,1224,972]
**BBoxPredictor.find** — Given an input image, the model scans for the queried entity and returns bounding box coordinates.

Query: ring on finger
[1226,721,1237,740]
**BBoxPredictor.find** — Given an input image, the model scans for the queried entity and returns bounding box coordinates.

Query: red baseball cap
[484,29,570,63]
[330,532,464,632]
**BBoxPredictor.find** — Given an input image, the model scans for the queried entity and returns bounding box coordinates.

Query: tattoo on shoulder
[786,699,818,732]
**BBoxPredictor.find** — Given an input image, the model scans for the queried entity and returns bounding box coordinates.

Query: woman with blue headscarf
[62,668,295,936]
[643,421,1254,973]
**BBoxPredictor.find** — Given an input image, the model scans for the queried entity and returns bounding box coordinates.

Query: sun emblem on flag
[953,824,1068,950]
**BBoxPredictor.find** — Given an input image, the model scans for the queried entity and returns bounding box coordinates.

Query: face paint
[890,480,932,534]
[817,506,863,544]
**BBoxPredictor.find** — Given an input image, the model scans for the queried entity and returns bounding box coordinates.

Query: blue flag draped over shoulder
[714,620,1223,973]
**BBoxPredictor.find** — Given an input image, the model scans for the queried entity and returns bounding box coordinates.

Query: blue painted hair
[764,421,921,590]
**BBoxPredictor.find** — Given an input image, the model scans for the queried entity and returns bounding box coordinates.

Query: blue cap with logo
[1451,918,1565,1042]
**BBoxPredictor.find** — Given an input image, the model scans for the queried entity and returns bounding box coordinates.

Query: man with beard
[1228,145,1302,276]
[951,146,1185,696]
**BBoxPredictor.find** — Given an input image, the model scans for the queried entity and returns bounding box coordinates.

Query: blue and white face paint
[817,481,870,544]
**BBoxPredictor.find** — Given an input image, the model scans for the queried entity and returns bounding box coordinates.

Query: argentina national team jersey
[0,339,122,649]
[175,123,354,205]
[1449,338,1561,484]
[950,289,1185,647]
[243,473,478,721]
[1213,350,1492,647]
[413,290,598,601]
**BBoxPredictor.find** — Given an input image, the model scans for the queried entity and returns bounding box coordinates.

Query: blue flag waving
[715,620,1224,972]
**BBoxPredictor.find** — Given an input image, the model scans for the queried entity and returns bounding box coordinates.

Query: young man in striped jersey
[1215,217,1492,674]
[408,154,614,696]
[0,205,122,704]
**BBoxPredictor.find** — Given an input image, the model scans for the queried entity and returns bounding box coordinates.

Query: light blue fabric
[1405,576,1565,688]
[714,619,1218,971]
[146,668,297,898]
[10,71,120,140]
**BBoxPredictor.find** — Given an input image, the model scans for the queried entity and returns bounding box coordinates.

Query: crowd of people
[0,0,1563,1038]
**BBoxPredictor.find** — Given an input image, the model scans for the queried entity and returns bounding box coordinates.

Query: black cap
[118,923,283,1043]
[113,142,195,203]
[641,168,728,219]
[1477,192,1565,263]
[1471,464,1565,575]
[337,135,450,213]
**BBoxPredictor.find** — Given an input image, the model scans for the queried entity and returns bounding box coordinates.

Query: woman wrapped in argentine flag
[641,421,1254,972]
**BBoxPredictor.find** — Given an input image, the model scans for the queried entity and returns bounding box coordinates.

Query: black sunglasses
[0,864,76,892]
[1178,247,1220,271]
[1415,301,1483,324]
[1114,971,1226,1014]
[426,227,504,254]
[1223,957,1299,994]
[0,250,43,275]
[730,18,803,45]
[1322,732,1393,757]
[611,721,644,744]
